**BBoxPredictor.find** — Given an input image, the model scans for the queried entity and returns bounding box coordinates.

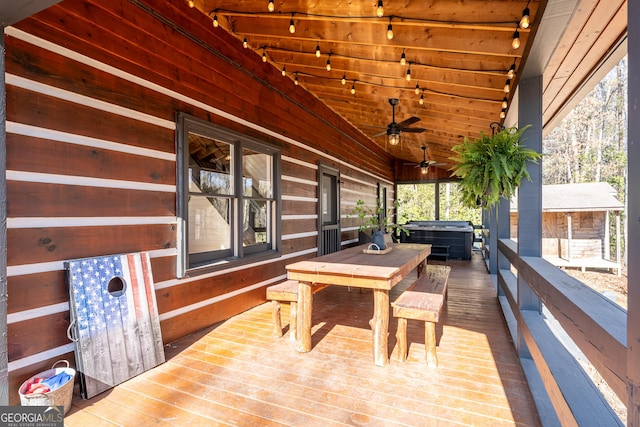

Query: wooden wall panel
[8,225,175,265]
[7,271,66,313]
[4,0,396,399]
[7,181,175,218]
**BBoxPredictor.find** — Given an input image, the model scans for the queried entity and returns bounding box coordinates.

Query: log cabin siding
[4,0,394,401]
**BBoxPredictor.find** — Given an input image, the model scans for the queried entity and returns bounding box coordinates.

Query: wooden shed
[510,182,624,274]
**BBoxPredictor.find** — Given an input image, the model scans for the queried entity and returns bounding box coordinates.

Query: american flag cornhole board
[65,252,165,398]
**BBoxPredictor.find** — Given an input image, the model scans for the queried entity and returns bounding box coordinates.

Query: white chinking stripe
[7,121,175,161]
[281,175,317,186]
[282,195,317,203]
[5,27,393,186]
[282,215,317,220]
[8,344,76,372]
[5,74,175,131]
[7,248,177,277]
[282,231,318,240]
[7,216,177,229]
[7,302,69,325]
[6,170,175,192]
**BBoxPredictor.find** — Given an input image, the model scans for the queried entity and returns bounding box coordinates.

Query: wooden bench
[391,265,451,367]
[266,280,329,341]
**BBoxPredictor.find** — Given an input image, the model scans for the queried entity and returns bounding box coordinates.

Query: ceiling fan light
[388,132,400,146]
[421,163,429,174]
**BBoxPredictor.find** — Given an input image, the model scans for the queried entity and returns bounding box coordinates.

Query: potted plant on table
[349,199,409,250]
[449,125,541,208]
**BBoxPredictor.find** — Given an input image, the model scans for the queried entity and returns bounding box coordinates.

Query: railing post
[516,75,543,356]
[488,204,498,274]
[627,0,640,422]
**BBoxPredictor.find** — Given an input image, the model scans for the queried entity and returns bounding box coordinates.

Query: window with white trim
[177,114,280,275]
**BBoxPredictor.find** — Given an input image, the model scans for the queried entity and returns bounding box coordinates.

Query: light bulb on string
[419,91,425,106]
[500,108,506,119]
[294,73,299,85]
[187,0,195,8]
[502,96,508,109]
[213,13,219,28]
[400,50,406,65]
[281,66,286,77]
[387,20,394,40]
[341,74,346,85]
[326,55,331,71]
[376,0,384,18]
[520,7,530,29]
[406,65,411,82]
[268,0,275,12]
[508,63,516,79]
[351,81,356,95]
[289,15,296,34]
[315,43,321,58]
[415,83,420,95]
[504,79,511,93]
[262,49,267,62]
[512,29,520,49]
[243,37,248,48]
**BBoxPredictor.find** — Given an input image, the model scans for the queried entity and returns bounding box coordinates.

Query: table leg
[370,289,390,366]
[296,280,313,352]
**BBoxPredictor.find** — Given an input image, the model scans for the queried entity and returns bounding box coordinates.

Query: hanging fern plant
[449,125,541,208]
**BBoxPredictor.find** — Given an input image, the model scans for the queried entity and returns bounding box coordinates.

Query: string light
[213,12,219,27]
[268,0,275,12]
[376,1,384,18]
[341,73,347,85]
[520,6,531,29]
[504,79,511,93]
[400,49,406,66]
[419,90,425,106]
[387,19,394,40]
[243,37,248,48]
[294,72,299,85]
[315,43,321,58]
[508,63,516,79]
[281,66,286,76]
[326,54,332,71]
[289,14,296,34]
[500,108,506,119]
[351,81,356,94]
[502,96,508,109]
[415,83,420,95]
[406,64,411,82]
[512,29,520,49]
[262,49,267,62]
[187,0,195,8]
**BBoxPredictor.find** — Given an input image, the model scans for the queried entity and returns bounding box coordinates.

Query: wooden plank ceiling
[189,0,542,167]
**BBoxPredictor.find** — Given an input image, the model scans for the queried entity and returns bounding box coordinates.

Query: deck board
[65,252,540,426]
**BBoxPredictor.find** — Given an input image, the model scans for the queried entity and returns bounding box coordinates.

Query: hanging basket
[18,360,76,415]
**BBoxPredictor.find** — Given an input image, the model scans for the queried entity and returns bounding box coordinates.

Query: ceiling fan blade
[372,130,387,138]
[401,127,426,133]
[396,116,420,128]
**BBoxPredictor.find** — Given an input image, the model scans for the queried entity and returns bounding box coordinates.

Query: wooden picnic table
[285,243,431,366]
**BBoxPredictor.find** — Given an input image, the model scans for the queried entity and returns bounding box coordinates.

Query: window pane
[438,182,481,223]
[188,197,231,254]
[243,148,272,198]
[397,183,436,221]
[189,133,233,195]
[243,199,269,247]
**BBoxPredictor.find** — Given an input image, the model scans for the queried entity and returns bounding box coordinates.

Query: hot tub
[399,220,474,260]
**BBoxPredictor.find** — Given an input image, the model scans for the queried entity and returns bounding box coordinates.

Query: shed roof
[511,182,624,212]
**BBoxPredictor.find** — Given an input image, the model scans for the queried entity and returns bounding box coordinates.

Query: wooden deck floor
[64,252,540,426]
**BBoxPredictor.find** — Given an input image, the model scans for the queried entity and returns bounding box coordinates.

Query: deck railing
[494,238,626,425]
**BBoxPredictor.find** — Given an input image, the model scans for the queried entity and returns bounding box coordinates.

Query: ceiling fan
[405,145,444,174]
[373,98,426,145]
